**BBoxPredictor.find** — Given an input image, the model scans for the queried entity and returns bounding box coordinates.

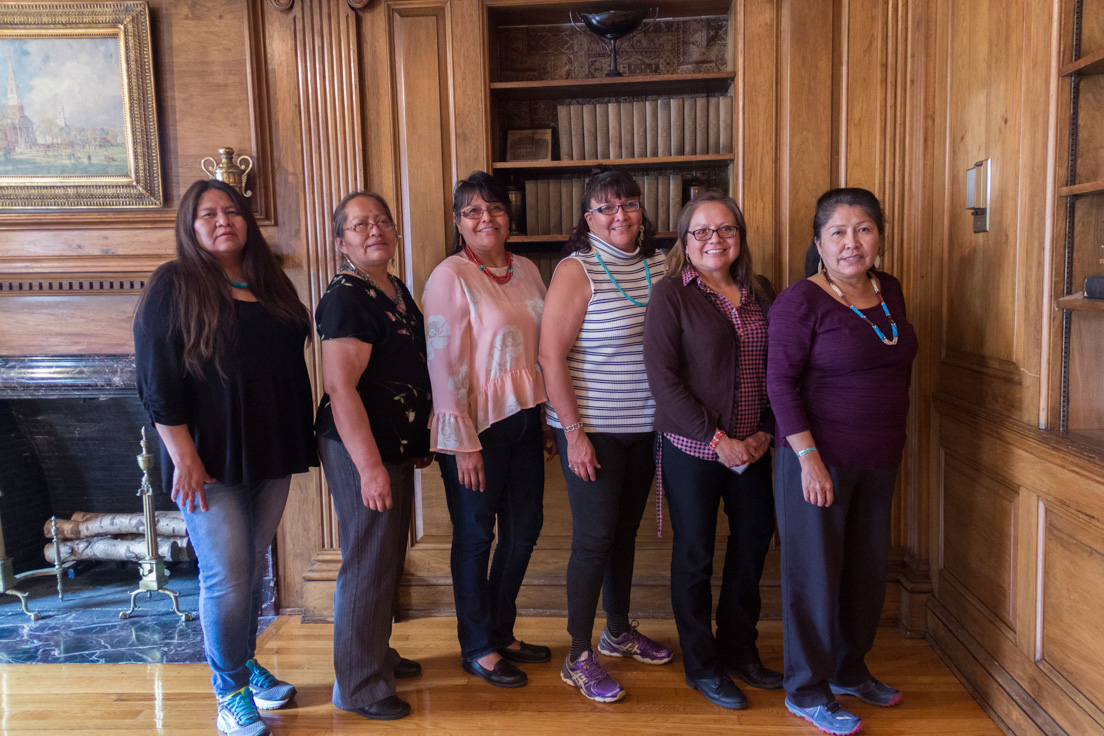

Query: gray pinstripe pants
[319,435,414,709]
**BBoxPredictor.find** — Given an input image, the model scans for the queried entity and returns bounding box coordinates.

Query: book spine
[596,103,610,159]
[669,174,683,232]
[572,179,585,220]
[708,97,721,155]
[524,180,538,236]
[644,175,658,227]
[646,100,659,157]
[657,175,670,232]
[561,179,575,235]
[536,179,550,235]
[621,102,635,158]
[608,102,622,159]
[570,105,585,161]
[683,97,696,157]
[583,104,598,160]
[557,105,572,160]
[658,99,671,157]
[633,101,647,160]
[696,97,709,155]
[671,98,685,157]
[548,176,562,235]
[719,97,733,155]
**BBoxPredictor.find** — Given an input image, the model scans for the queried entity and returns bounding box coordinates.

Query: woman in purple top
[766,188,918,736]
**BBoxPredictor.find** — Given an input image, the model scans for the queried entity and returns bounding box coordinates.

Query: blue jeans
[178,476,291,695]
[438,406,545,661]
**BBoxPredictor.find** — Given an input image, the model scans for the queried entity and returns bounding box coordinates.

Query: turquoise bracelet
[795,446,818,457]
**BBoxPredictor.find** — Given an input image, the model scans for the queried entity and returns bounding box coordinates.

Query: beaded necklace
[823,271,898,345]
[593,249,652,307]
[463,243,514,284]
[339,259,406,313]
[227,278,249,289]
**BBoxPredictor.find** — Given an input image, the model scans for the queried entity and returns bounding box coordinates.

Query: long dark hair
[563,165,657,258]
[667,189,769,302]
[805,187,886,277]
[450,171,510,255]
[137,179,311,378]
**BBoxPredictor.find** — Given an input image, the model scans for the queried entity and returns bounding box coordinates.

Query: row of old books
[556,97,732,161]
[523,174,685,236]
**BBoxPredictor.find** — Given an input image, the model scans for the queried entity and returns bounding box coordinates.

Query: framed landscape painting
[0,2,162,208]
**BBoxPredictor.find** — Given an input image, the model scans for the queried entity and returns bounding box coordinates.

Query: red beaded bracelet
[708,429,726,450]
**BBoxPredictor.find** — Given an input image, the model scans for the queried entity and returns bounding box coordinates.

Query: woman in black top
[314,192,433,721]
[134,179,315,736]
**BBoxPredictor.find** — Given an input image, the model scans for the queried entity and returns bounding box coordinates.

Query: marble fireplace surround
[0,353,278,615]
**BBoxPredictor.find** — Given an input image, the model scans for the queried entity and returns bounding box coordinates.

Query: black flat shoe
[347,694,411,720]
[686,674,749,710]
[394,657,423,679]
[497,640,551,664]
[462,657,528,688]
[731,661,784,690]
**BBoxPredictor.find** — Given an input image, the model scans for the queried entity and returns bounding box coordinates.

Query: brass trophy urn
[201,147,255,197]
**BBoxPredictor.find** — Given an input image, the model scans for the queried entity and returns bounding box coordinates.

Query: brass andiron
[120,428,194,623]
[200,147,255,197]
[0,486,41,620]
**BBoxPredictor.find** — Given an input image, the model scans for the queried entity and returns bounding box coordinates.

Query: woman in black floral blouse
[314,191,433,722]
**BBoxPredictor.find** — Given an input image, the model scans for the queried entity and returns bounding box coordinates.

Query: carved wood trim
[0,278,146,295]
[245,0,279,224]
[292,0,365,550]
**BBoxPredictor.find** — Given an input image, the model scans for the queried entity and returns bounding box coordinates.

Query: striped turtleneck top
[545,233,667,433]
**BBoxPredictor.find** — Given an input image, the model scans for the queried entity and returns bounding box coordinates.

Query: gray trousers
[319,435,414,709]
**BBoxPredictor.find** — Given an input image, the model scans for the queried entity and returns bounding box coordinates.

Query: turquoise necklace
[823,271,898,345]
[593,249,652,307]
[227,277,248,289]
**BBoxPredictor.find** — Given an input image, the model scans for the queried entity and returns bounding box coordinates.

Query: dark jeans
[774,445,898,707]
[439,406,545,661]
[662,437,776,679]
[554,429,655,644]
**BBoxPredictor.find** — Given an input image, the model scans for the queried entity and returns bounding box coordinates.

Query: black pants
[438,406,545,661]
[662,437,776,679]
[554,429,655,644]
[774,445,898,707]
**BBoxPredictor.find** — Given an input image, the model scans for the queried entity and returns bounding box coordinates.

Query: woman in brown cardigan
[642,191,780,711]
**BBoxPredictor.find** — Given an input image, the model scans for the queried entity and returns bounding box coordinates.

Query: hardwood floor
[0,616,1000,734]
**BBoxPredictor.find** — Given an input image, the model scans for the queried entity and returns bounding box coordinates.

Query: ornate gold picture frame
[0,2,161,209]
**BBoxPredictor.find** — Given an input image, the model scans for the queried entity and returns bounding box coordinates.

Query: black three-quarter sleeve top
[314,272,432,463]
[134,263,318,492]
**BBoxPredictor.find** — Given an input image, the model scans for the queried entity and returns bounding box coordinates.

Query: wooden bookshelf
[1057,178,1104,197]
[1056,292,1104,311]
[490,72,735,101]
[493,154,734,172]
[1060,47,1104,77]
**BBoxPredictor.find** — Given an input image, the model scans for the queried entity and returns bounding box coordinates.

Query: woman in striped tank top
[539,165,673,703]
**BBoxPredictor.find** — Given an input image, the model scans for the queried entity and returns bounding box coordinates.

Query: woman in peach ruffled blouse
[422,171,549,689]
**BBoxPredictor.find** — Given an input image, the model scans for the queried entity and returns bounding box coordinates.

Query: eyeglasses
[689,225,740,241]
[459,204,508,220]
[344,218,394,233]
[586,201,642,216]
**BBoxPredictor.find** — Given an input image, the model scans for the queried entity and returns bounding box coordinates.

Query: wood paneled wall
[921,0,1104,733]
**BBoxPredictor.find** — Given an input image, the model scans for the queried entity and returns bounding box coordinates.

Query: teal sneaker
[246,658,297,710]
[216,687,270,736]
[831,678,902,707]
[785,697,863,735]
